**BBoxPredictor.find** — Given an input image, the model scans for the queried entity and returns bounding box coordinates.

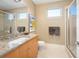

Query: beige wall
[35,1,72,45]
[23,0,36,16]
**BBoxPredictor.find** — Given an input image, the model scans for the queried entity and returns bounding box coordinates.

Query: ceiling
[32,0,66,4]
[0,0,26,10]
[0,0,67,10]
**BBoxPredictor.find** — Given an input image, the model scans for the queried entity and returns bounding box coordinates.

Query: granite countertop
[0,33,37,57]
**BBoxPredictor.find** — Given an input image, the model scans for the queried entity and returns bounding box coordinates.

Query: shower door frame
[65,0,77,57]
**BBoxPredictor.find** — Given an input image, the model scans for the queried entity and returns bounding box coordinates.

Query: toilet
[38,41,46,50]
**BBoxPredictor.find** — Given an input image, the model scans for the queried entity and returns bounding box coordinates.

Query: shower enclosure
[66,0,77,57]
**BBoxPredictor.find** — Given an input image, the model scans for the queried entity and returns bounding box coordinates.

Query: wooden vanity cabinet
[18,42,28,58]
[3,47,20,58]
[27,37,38,58]
[4,36,38,58]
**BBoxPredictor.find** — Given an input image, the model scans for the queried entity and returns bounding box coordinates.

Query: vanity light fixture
[14,0,22,3]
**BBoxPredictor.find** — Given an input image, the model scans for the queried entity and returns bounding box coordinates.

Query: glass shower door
[66,0,77,57]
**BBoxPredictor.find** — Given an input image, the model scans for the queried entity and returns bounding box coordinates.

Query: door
[66,0,77,57]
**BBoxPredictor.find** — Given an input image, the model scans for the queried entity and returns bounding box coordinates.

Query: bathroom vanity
[0,33,38,58]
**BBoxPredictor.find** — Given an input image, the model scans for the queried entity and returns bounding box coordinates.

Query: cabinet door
[4,48,19,58]
[28,37,38,58]
[19,43,28,58]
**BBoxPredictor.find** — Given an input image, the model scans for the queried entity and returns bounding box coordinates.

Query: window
[48,9,62,17]
[19,13,28,19]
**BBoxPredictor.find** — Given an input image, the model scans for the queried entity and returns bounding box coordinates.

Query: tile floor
[37,43,71,58]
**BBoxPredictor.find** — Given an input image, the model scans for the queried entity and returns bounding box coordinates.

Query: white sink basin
[8,37,29,49]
